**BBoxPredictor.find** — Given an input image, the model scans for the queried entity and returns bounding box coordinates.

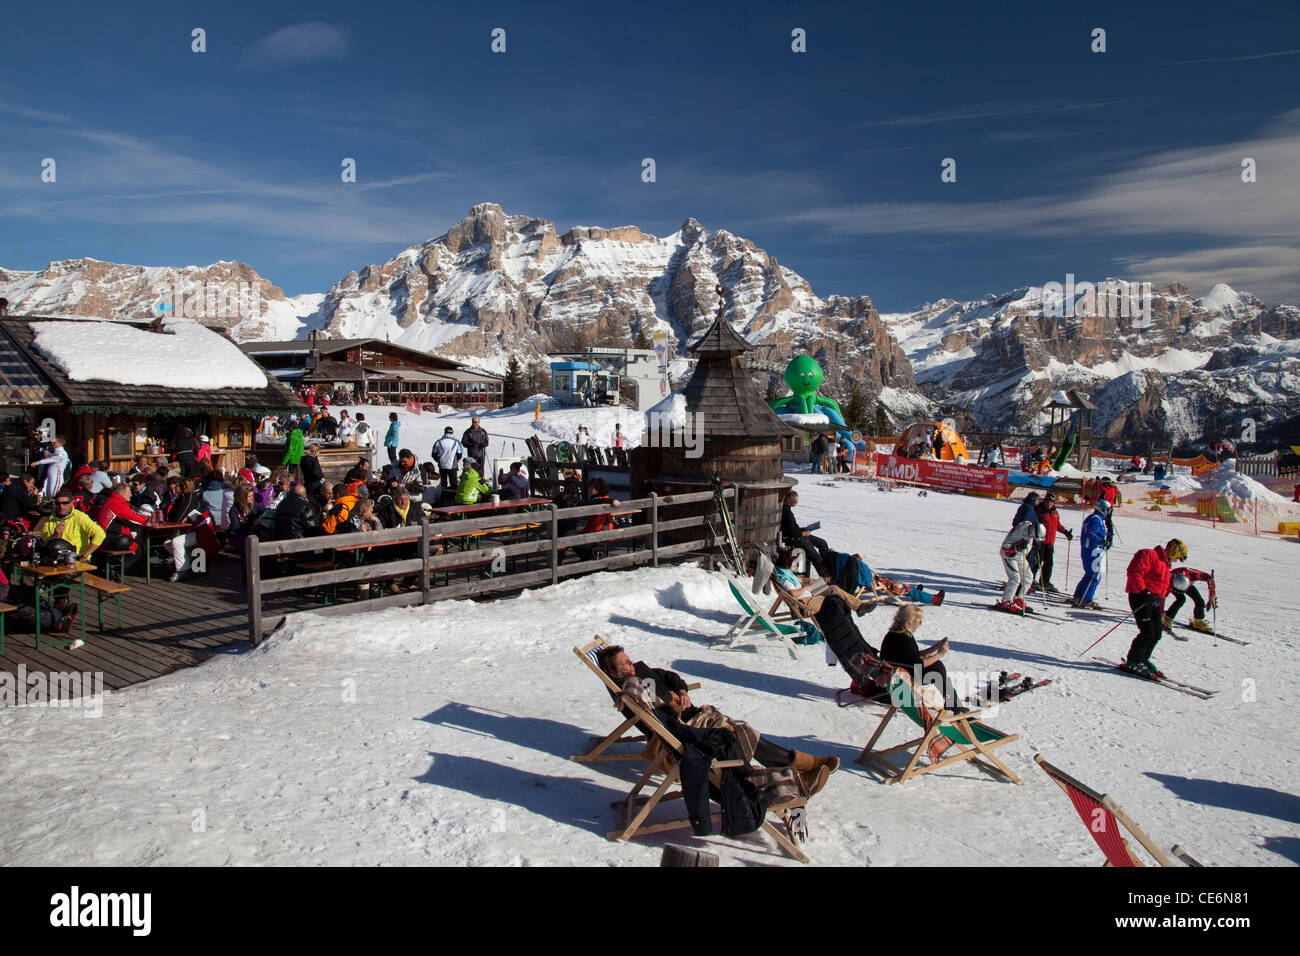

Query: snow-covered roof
[30,316,268,389]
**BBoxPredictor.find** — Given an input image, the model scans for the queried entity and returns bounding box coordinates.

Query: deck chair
[570,636,699,765]
[1034,755,1189,866]
[716,572,803,658]
[857,671,1022,785]
[585,647,810,863]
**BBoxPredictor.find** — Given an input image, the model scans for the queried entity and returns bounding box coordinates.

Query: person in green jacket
[282,422,306,478]
[455,464,491,505]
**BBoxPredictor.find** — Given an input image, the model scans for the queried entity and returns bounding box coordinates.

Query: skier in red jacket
[1165,567,1216,633]
[1123,538,1187,677]
[1027,492,1073,593]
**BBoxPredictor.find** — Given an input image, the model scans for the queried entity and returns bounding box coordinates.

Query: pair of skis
[1093,658,1217,699]
[980,602,1072,624]
[709,475,745,577]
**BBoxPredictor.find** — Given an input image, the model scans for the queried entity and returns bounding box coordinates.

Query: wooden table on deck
[142,521,196,583]
[429,497,551,553]
[11,560,95,647]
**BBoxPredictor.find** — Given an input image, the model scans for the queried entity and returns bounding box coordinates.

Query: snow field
[1,467,1294,866]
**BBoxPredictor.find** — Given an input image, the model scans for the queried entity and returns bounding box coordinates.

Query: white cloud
[241,22,351,69]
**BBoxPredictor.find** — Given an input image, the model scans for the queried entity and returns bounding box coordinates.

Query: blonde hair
[890,604,924,635]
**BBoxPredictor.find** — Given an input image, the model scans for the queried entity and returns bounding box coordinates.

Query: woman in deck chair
[880,605,967,714]
[596,645,841,796]
[773,549,877,617]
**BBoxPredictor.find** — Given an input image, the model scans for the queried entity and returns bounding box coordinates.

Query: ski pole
[1211,569,1217,648]
[1077,611,1134,658]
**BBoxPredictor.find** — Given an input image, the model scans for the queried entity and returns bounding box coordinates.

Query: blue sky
[1,0,1297,309]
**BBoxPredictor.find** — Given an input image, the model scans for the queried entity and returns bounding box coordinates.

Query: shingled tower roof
[682,309,793,441]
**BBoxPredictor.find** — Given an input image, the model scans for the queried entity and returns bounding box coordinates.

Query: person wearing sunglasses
[35,494,106,562]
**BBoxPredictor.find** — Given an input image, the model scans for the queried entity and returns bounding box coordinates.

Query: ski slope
[0,462,1295,866]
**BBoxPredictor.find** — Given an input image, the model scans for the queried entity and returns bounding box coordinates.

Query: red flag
[405,397,422,415]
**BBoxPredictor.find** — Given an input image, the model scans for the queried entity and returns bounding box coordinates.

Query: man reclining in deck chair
[596,644,841,797]
[814,593,895,705]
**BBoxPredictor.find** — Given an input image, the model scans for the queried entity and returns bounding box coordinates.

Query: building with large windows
[240,333,503,409]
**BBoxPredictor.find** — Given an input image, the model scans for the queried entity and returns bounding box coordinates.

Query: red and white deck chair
[1034,755,1200,866]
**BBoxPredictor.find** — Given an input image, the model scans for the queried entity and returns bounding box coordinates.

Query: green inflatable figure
[768,355,846,423]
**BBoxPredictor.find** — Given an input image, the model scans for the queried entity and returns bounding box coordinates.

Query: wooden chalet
[0,317,304,475]
[241,333,504,409]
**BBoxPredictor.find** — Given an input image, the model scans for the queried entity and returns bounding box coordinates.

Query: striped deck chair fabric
[1034,755,1177,866]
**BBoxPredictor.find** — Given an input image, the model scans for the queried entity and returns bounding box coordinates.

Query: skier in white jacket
[33,436,71,499]
[996,516,1040,613]
[431,427,464,490]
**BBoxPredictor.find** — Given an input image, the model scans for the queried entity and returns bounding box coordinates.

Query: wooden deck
[0,554,299,701]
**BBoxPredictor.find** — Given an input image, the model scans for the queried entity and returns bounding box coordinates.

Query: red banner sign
[875,453,1008,496]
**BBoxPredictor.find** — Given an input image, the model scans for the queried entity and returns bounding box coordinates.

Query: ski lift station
[549,347,662,412]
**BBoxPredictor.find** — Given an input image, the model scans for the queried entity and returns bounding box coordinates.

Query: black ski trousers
[1126,591,1164,666]
[1027,542,1055,587]
[1167,585,1206,620]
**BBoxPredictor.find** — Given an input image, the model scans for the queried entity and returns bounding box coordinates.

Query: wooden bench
[96,548,135,582]
[0,600,15,654]
[82,574,131,632]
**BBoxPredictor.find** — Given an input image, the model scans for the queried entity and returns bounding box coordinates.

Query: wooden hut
[646,304,795,554]
[0,317,303,475]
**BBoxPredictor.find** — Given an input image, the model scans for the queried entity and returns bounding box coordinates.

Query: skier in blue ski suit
[1070,500,1112,607]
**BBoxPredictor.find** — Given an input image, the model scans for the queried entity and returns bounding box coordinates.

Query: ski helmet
[1094,498,1111,515]
[11,533,37,562]
[1025,491,1039,502]
[40,536,77,565]
[1166,538,1189,561]
[1171,572,1190,592]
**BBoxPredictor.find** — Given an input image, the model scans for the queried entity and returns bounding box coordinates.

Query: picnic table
[142,521,195,583]
[10,560,95,648]
[427,496,553,519]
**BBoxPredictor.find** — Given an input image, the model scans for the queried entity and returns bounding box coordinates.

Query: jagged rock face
[0,258,317,342]
[882,283,1300,444]
[310,203,918,406]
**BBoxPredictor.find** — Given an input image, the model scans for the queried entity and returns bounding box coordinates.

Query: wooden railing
[243,487,734,645]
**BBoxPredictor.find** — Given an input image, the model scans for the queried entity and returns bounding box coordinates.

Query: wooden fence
[243,487,733,645]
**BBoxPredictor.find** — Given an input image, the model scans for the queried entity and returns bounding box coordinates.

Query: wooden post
[246,534,262,646]
[420,514,431,604]
[660,844,719,867]
[649,492,659,568]
[549,504,560,586]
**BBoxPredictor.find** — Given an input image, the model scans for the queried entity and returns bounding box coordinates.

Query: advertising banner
[875,453,1008,496]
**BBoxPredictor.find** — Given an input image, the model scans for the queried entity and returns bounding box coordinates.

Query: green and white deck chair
[716,569,803,658]
[1034,755,1198,866]
[570,635,701,765]
[857,670,1022,785]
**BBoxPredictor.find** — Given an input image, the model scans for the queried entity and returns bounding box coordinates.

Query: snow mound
[1196,460,1288,502]
[30,317,268,389]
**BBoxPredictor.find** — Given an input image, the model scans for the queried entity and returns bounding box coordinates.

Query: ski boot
[1043,583,1061,594]
[1190,618,1213,634]
[1161,613,1173,629]
[930,589,945,607]
[1122,660,1158,679]
[1011,597,1029,612]
[1145,660,1166,678]
[1082,600,1104,611]
[995,599,1023,615]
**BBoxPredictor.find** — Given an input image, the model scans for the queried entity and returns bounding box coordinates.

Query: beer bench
[82,574,131,632]
[0,601,15,654]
